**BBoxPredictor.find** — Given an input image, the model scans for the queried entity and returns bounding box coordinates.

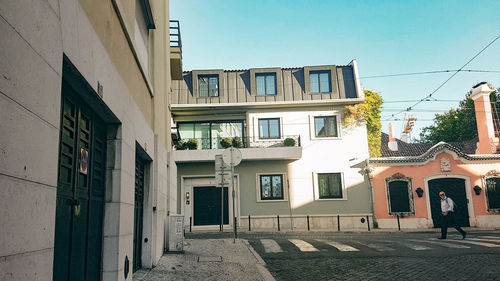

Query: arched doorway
[428,178,470,228]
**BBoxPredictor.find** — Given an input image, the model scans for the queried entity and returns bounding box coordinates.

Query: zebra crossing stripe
[478,236,500,241]
[288,239,319,252]
[397,242,431,251]
[466,238,500,245]
[260,239,283,253]
[448,239,500,248]
[356,242,394,251]
[409,239,470,249]
[315,239,359,252]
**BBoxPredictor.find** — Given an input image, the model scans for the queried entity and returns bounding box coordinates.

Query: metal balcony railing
[170,20,182,51]
[173,135,301,150]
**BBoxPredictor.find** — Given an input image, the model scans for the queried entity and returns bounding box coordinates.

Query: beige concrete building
[0,0,181,280]
[171,62,374,232]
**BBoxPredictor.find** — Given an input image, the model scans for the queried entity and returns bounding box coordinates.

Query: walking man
[439,191,466,239]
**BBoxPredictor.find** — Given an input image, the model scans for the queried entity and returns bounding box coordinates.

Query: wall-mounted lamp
[415,187,424,198]
[186,192,190,200]
[473,185,482,195]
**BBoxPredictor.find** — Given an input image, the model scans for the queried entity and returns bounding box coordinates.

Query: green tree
[345,89,383,157]
[419,85,499,143]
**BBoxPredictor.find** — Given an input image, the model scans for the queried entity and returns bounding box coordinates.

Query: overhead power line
[361,69,500,79]
[383,35,500,121]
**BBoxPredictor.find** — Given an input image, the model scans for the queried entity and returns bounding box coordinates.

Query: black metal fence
[170,20,182,50]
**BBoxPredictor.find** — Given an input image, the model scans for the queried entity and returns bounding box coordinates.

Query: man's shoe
[462,232,466,239]
[438,237,446,239]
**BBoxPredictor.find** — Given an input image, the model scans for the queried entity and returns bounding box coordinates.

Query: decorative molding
[440,157,451,172]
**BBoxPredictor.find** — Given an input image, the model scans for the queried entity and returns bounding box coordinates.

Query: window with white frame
[259,174,284,200]
[485,176,500,211]
[386,175,415,215]
[317,173,343,199]
[314,116,338,138]
[258,118,281,139]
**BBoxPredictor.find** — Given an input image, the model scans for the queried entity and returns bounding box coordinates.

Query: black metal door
[133,156,145,272]
[54,81,106,281]
[193,186,228,226]
[428,178,470,228]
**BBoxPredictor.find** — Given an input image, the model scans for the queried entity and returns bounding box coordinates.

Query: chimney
[471,82,499,154]
[388,122,398,151]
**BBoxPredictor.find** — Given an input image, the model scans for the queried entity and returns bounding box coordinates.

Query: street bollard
[307,215,310,231]
[397,215,401,231]
[190,216,192,233]
[234,217,237,238]
[248,215,251,231]
[337,215,340,231]
[277,215,280,231]
[366,216,370,231]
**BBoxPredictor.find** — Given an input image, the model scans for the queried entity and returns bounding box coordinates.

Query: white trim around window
[309,113,342,140]
[312,172,346,201]
[256,172,288,202]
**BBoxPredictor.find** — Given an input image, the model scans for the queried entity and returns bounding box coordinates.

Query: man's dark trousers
[441,211,466,238]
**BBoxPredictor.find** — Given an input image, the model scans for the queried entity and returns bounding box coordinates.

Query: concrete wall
[0,0,172,280]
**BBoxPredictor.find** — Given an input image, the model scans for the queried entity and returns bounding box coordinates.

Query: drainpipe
[287,179,293,230]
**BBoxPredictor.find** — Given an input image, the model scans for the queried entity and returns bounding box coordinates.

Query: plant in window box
[174,140,186,150]
[185,139,198,150]
[220,138,233,148]
[232,137,243,148]
[283,137,296,147]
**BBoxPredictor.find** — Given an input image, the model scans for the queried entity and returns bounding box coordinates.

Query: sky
[170,0,500,140]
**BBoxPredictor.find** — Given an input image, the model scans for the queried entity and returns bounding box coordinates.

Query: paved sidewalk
[133,239,275,281]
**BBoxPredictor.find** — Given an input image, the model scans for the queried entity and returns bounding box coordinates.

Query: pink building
[369,83,500,229]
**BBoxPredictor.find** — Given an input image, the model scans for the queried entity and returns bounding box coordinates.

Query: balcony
[172,135,302,163]
[170,20,183,80]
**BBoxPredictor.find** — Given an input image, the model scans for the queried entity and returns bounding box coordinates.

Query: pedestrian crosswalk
[257,236,500,254]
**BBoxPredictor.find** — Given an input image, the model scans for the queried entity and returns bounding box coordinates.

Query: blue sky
[170,0,500,139]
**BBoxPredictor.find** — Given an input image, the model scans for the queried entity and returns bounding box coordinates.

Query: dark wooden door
[54,81,106,281]
[193,186,228,226]
[428,178,470,228]
[133,156,145,272]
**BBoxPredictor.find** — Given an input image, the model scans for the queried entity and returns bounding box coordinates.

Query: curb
[242,239,276,281]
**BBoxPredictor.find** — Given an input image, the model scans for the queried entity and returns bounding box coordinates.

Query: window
[259,118,280,139]
[256,73,276,95]
[309,70,331,93]
[386,176,414,215]
[260,175,284,200]
[178,121,244,149]
[485,177,500,210]
[199,75,219,97]
[318,173,343,199]
[314,116,338,137]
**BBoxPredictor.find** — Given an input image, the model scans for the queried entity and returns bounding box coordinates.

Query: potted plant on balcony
[174,140,186,150]
[232,136,243,148]
[186,139,198,150]
[283,137,296,147]
[220,137,233,148]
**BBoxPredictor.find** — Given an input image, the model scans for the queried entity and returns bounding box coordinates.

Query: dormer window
[199,75,219,97]
[309,70,331,93]
[256,73,276,95]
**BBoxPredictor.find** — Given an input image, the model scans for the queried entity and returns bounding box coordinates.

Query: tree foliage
[419,85,499,143]
[345,90,383,157]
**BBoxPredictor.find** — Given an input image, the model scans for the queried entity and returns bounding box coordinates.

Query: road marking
[356,242,394,251]
[288,239,319,252]
[478,236,500,241]
[260,239,283,253]
[409,239,470,249]
[435,238,500,248]
[397,242,431,251]
[466,238,500,244]
[315,239,359,252]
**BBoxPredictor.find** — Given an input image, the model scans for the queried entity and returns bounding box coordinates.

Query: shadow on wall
[239,72,250,93]
[183,72,193,95]
[292,69,305,93]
